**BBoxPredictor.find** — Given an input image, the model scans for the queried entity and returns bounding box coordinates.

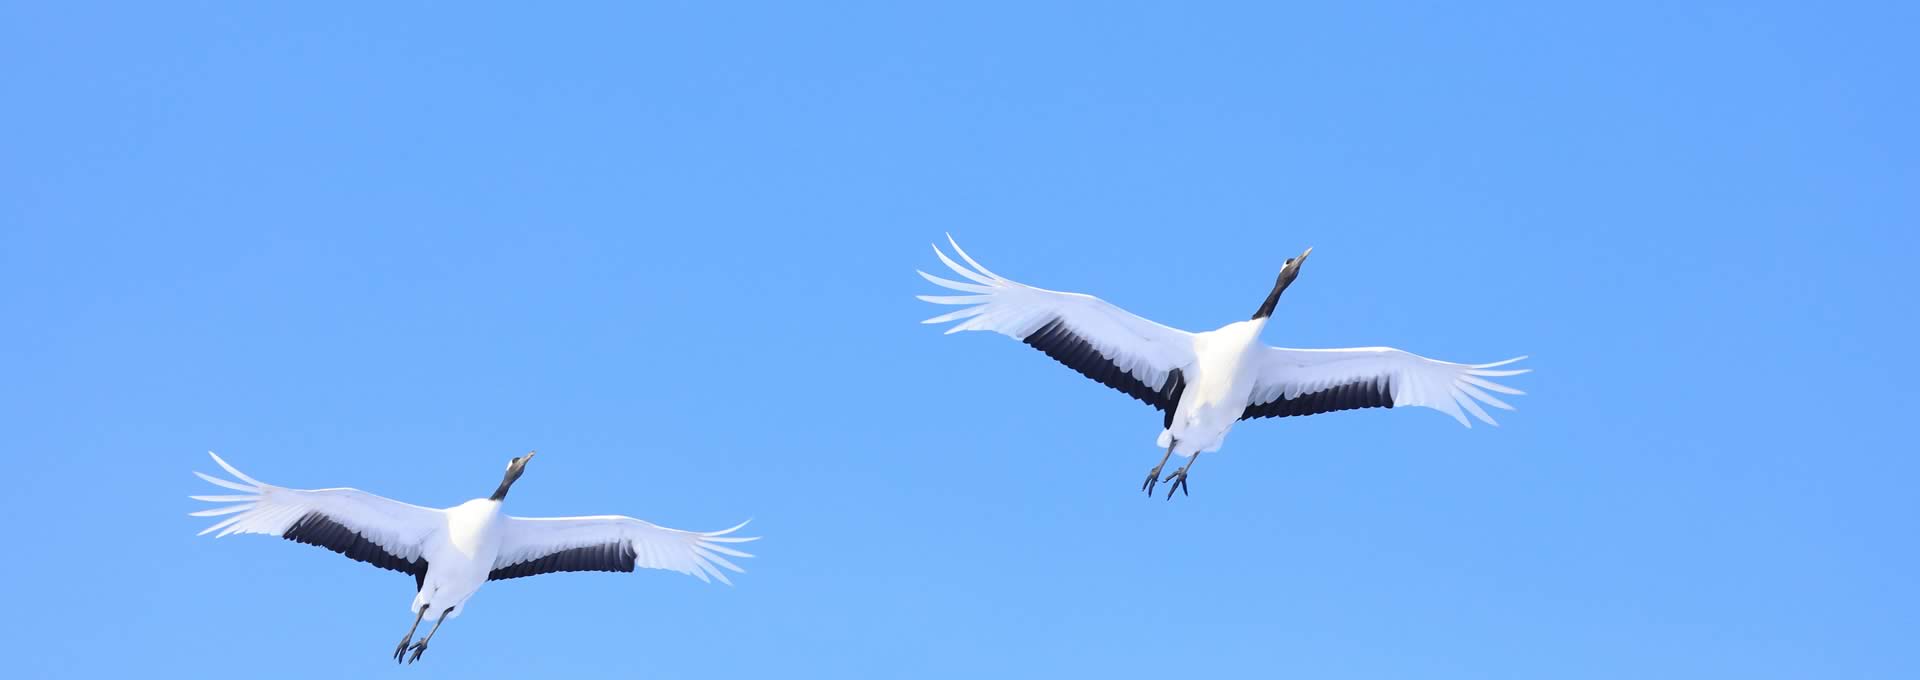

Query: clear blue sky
[2,2,1914,678]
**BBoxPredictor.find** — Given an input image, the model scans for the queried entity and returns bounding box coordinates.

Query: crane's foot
[1142,463,1167,497]
[1162,467,1191,500]
[407,640,428,664]
[392,638,413,663]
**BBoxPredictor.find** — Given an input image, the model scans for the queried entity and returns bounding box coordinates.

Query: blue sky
[2,2,1914,677]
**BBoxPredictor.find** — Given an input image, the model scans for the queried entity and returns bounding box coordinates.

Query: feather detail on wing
[189,452,442,579]
[917,234,1196,414]
[1244,348,1529,427]
[490,517,757,585]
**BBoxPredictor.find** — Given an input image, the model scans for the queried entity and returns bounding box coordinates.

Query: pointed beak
[1282,247,1312,274]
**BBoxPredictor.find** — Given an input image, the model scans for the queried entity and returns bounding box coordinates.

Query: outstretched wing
[190,452,444,585]
[1244,347,1529,427]
[917,235,1197,420]
[490,516,757,585]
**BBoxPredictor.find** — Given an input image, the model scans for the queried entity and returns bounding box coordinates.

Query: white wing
[491,516,757,585]
[917,234,1197,413]
[1244,347,1529,427]
[189,452,444,579]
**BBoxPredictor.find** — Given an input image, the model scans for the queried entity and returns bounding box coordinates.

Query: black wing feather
[281,511,428,586]
[1021,317,1187,421]
[1240,377,1395,420]
[488,542,636,581]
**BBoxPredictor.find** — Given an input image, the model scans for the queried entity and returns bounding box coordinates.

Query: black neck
[1244,272,1290,318]
[490,474,518,501]
[1253,259,1305,320]
[1252,282,1285,320]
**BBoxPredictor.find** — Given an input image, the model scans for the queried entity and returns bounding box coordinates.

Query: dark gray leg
[1142,440,1176,497]
[407,607,455,664]
[1163,451,1201,500]
[393,604,427,663]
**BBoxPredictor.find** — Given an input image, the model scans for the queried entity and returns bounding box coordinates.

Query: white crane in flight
[917,235,1529,499]
[191,451,756,662]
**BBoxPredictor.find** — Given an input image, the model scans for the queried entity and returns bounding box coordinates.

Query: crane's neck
[1252,283,1285,320]
[490,469,523,501]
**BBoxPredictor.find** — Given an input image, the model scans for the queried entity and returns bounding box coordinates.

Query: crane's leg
[392,604,428,663]
[406,606,456,664]
[1142,439,1176,497]
[1162,451,1200,500]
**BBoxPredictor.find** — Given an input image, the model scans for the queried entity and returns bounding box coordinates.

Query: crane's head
[1252,247,1312,320]
[491,451,535,501]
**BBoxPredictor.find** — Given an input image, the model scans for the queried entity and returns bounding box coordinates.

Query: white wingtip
[189,504,253,517]
[920,307,987,325]
[1454,382,1514,411]
[1472,369,1530,377]
[207,451,266,487]
[193,470,255,493]
[705,519,762,544]
[917,269,993,293]
[1467,356,1530,378]
[197,512,249,536]
[193,452,269,537]
[1470,356,1531,376]
[944,234,1005,283]
[1452,386,1498,427]
[916,294,990,305]
[693,520,759,581]
[1461,374,1526,396]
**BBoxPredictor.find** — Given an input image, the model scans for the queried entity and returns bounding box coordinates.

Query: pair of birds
[193,236,1528,662]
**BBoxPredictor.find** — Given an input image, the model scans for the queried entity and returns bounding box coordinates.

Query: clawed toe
[407,641,428,664]
[1142,466,1164,496]
[1162,469,1190,500]
[1142,445,1195,500]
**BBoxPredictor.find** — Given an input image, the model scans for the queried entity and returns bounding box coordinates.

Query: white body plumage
[1159,318,1270,456]
[417,499,506,618]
